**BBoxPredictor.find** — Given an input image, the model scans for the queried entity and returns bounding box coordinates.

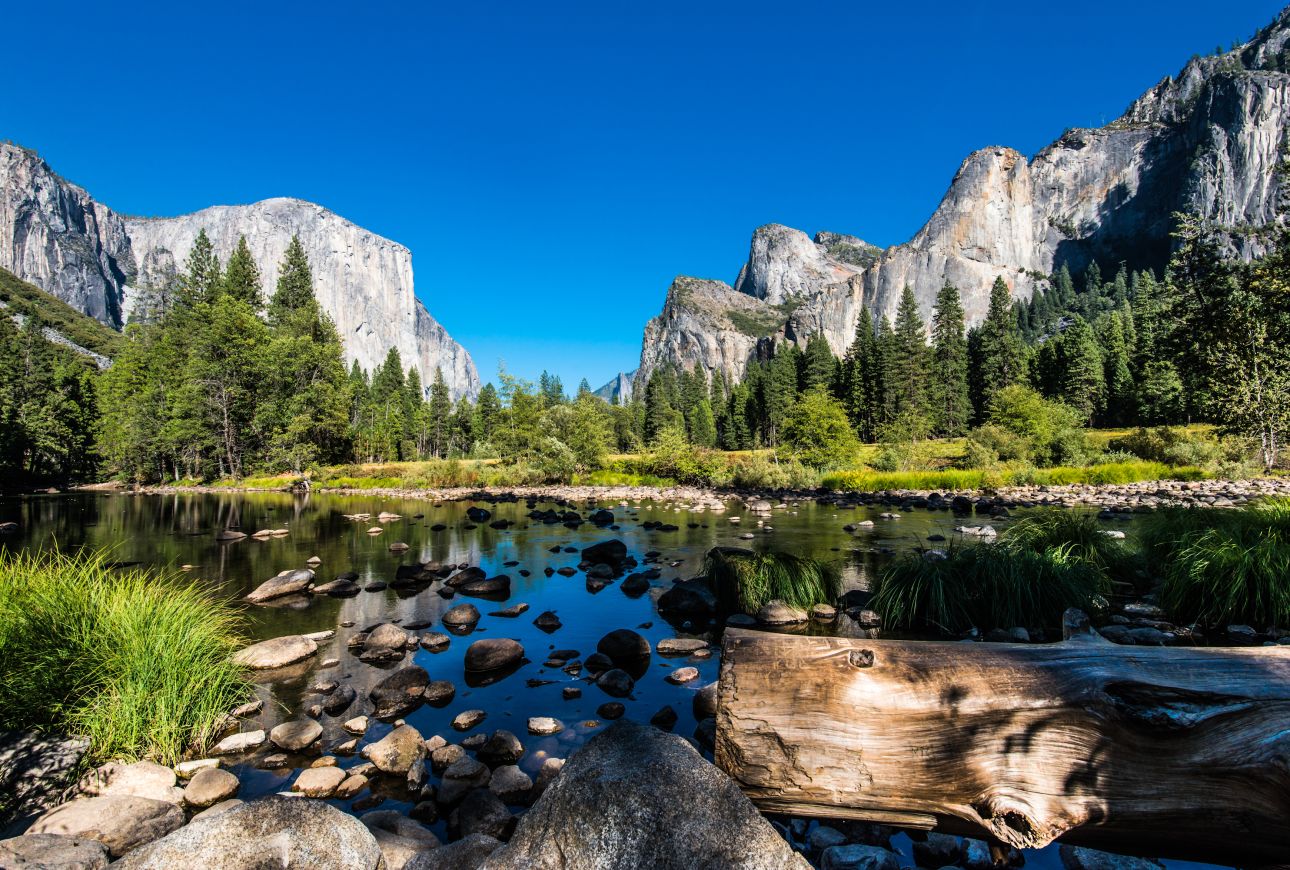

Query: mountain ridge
[0,144,480,399]
[617,7,1290,393]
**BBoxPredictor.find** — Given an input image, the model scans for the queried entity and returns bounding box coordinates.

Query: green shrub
[965,423,1032,465]
[1144,498,1290,627]
[1110,426,1224,467]
[0,550,250,764]
[873,543,1109,634]
[730,455,818,490]
[704,547,841,613]
[778,389,860,468]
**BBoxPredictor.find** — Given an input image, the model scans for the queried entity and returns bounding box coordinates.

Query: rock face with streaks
[631,11,1290,387]
[0,144,479,398]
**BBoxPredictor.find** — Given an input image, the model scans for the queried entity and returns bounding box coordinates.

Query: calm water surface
[3,492,1213,870]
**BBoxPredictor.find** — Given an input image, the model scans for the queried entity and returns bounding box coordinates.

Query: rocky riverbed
[0,490,1263,868]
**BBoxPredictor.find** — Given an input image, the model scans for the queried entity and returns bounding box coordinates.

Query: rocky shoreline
[120,475,1290,512]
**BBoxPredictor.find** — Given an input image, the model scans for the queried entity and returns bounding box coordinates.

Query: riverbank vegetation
[9,215,1286,490]
[873,499,1290,634]
[0,550,249,764]
[705,547,841,614]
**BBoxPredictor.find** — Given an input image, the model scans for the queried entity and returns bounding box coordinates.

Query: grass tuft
[873,544,1108,635]
[704,546,841,613]
[821,461,1208,493]
[0,549,251,765]
[1142,498,1290,628]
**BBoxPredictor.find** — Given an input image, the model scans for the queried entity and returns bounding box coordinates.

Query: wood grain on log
[715,615,1290,865]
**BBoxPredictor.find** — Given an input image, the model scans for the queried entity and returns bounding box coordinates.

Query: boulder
[0,731,89,830]
[113,796,383,869]
[269,720,322,752]
[28,796,185,859]
[1058,845,1165,870]
[211,730,265,755]
[457,575,512,598]
[464,639,525,673]
[231,635,317,669]
[488,765,533,803]
[820,844,901,870]
[595,629,650,665]
[657,578,717,621]
[360,623,413,662]
[595,669,634,698]
[452,789,514,840]
[292,766,346,798]
[183,768,240,809]
[438,758,492,805]
[441,603,480,627]
[0,832,110,869]
[364,725,426,775]
[756,599,808,625]
[245,569,314,603]
[406,833,501,870]
[76,760,183,804]
[655,637,709,657]
[370,666,430,720]
[362,811,440,870]
[480,720,807,868]
[581,540,627,571]
[477,731,524,766]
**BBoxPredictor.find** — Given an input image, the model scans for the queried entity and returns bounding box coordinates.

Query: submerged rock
[480,720,807,868]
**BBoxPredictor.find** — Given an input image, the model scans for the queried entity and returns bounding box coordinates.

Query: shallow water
[2,491,1218,869]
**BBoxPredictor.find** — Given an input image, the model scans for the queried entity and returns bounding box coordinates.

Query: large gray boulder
[481,720,808,869]
[27,796,184,859]
[0,731,89,836]
[114,795,383,869]
[0,832,110,868]
[231,635,317,670]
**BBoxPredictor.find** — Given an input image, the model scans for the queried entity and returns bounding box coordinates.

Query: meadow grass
[1140,498,1290,627]
[0,550,250,765]
[704,546,842,613]
[821,461,1208,492]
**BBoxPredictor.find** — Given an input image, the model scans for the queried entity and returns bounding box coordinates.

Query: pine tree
[928,282,970,436]
[267,236,315,328]
[687,399,717,448]
[179,229,221,310]
[887,286,928,419]
[843,308,880,441]
[473,383,502,443]
[1051,316,1105,422]
[970,277,1026,421]
[428,368,452,457]
[799,335,835,393]
[1100,313,1135,425]
[221,236,263,308]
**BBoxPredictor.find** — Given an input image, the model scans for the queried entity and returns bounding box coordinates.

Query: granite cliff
[621,9,1290,391]
[0,143,479,398]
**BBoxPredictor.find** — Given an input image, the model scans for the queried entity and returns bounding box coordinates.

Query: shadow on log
[715,610,1290,866]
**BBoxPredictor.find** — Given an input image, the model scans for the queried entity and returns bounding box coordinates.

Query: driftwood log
[715,612,1290,865]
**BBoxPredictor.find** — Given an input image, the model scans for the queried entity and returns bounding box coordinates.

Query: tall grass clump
[1003,510,1134,573]
[705,547,842,613]
[1142,498,1290,628]
[0,550,250,764]
[873,544,1108,635]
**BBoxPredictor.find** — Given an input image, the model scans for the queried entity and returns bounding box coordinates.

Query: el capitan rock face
[0,144,479,399]
[628,10,1290,389]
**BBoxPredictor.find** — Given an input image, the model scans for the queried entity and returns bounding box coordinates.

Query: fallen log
[715,611,1290,866]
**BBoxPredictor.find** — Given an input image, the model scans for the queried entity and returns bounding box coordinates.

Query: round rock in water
[442,602,481,627]
[527,717,564,736]
[231,635,317,669]
[464,638,525,673]
[183,768,240,809]
[756,600,808,625]
[369,666,430,720]
[596,668,635,698]
[269,720,322,752]
[292,766,346,798]
[363,725,426,776]
[596,629,651,664]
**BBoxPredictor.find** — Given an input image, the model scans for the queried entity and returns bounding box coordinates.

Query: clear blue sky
[3,1,1283,390]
